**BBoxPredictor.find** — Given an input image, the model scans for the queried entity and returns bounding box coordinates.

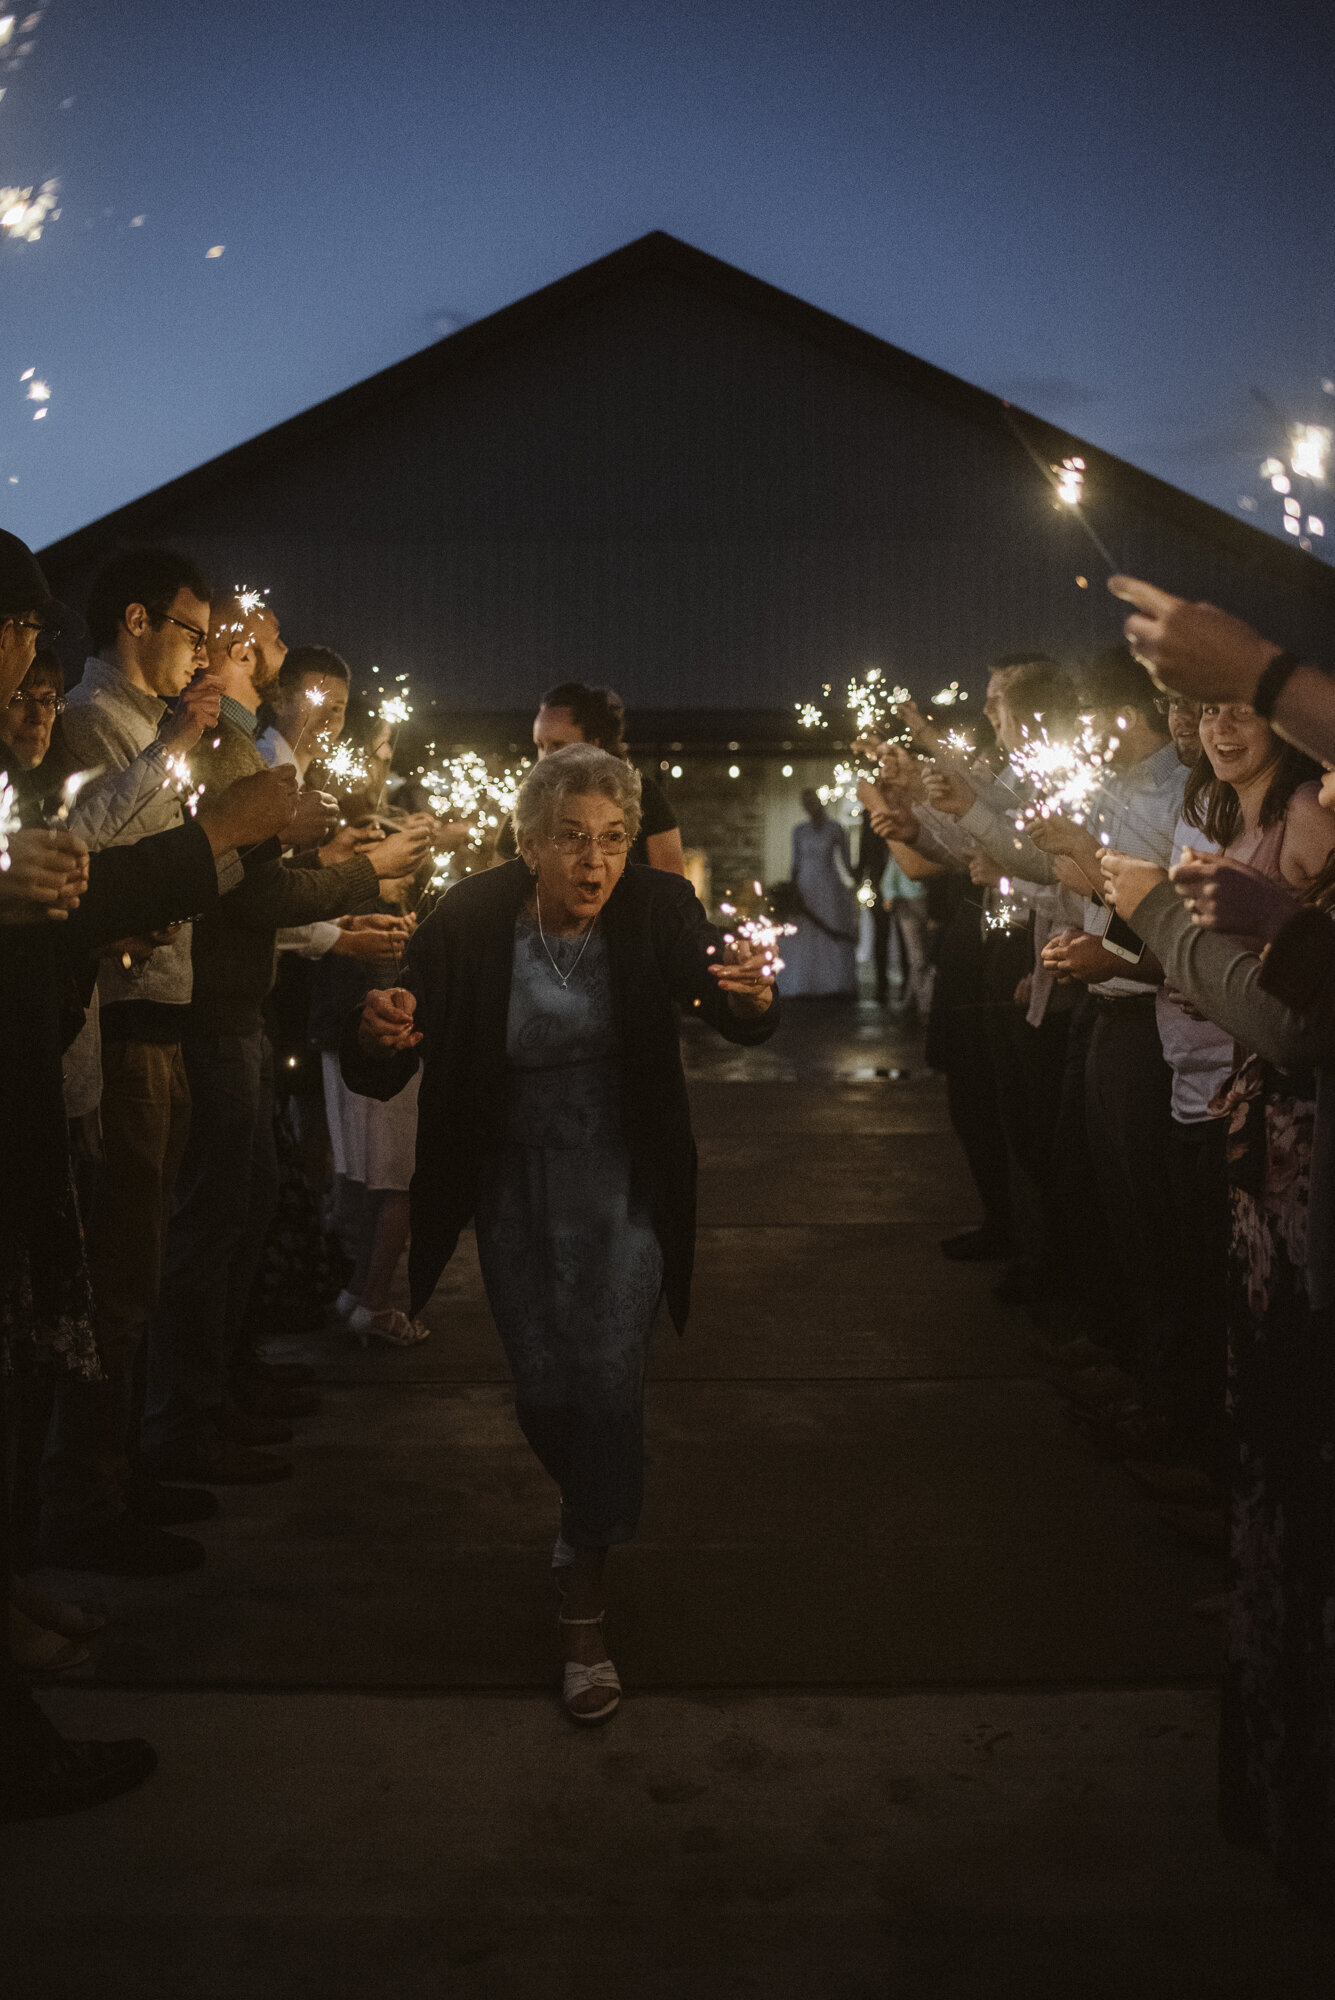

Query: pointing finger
[1107,574,1177,614]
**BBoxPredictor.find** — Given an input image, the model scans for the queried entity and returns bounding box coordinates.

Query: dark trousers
[941,1005,1012,1241]
[1166,1115,1230,1470]
[142,1032,278,1454]
[986,1000,1071,1264]
[1083,997,1176,1382]
[42,1045,190,1523]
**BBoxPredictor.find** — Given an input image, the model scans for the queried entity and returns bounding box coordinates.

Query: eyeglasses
[8,618,46,638]
[6,690,65,716]
[154,611,209,654]
[549,829,630,856]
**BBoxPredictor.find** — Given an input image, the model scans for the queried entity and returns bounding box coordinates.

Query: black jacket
[0,798,225,1267]
[340,860,779,1326]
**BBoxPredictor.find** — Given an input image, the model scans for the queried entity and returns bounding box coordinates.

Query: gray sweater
[63,656,200,1015]
[1132,879,1334,1308]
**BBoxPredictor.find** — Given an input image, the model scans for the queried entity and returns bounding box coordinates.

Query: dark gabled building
[40,229,1335,738]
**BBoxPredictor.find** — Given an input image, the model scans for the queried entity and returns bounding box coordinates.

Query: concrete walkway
[6,1001,1333,1996]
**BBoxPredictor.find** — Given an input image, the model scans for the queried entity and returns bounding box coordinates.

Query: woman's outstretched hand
[708,943,777,1017]
[358,985,422,1052]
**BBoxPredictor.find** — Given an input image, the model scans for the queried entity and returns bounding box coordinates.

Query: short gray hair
[513,742,642,851]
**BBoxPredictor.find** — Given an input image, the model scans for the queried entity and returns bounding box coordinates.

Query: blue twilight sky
[1,0,1333,555]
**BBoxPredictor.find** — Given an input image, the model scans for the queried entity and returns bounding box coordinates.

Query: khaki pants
[42,1040,190,1523]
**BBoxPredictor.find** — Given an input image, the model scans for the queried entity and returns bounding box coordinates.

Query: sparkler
[984,875,1024,934]
[931,681,969,706]
[319,740,373,792]
[50,767,102,825]
[1007,723,1116,831]
[289,686,327,756]
[0,178,59,243]
[421,751,528,834]
[380,693,412,730]
[794,702,825,730]
[0,778,20,871]
[1000,403,1118,573]
[709,904,797,980]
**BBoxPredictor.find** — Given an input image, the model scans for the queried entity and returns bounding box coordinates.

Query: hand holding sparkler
[318,822,385,867]
[1040,928,1122,985]
[358,986,422,1054]
[706,910,791,1016]
[195,764,299,855]
[1098,848,1168,921]
[923,765,976,820]
[0,827,88,921]
[367,814,434,881]
[891,698,943,755]
[1169,849,1301,944]
[969,851,1005,890]
[285,789,341,852]
[1107,576,1282,702]
[162,670,226,753]
[331,913,414,966]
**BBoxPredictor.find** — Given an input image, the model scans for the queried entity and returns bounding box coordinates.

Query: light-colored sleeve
[276,921,341,958]
[66,738,179,851]
[958,796,1058,882]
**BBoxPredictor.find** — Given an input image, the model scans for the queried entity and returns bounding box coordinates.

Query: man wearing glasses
[37,550,231,1578]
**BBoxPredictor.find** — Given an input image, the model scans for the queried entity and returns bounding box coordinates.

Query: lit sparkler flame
[0,778,20,871]
[1289,425,1331,483]
[421,751,531,849]
[320,740,373,791]
[1054,456,1085,506]
[942,727,975,757]
[1008,723,1116,830]
[931,681,969,706]
[984,875,1024,934]
[0,178,60,243]
[794,702,824,730]
[380,694,412,729]
[52,766,102,823]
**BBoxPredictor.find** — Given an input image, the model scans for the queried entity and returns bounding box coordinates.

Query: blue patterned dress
[474,914,664,1547]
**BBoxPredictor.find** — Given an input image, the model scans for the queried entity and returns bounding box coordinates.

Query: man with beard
[140,593,431,1487]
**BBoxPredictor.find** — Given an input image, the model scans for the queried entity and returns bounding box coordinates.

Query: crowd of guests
[859,574,1335,1919]
[1,518,1333,1912]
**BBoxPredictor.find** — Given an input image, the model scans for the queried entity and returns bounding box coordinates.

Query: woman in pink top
[1178,708,1335,1906]
[1183,702,1333,900]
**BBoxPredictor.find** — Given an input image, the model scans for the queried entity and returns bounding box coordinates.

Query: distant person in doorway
[498,682,685,873]
[777,790,859,998]
[343,745,778,1723]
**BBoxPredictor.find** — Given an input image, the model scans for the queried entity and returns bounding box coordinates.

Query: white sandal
[557,1613,620,1723]
[347,1305,430,1348]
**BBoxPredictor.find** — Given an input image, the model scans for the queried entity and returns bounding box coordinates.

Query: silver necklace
[534,887,598,988]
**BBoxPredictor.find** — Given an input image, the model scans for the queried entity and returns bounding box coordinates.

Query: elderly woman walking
[342,744,779,1720]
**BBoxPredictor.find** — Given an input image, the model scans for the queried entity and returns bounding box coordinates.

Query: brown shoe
[141,1437,293,1485]
[228,1374,320,1420]
[239,1358,316,1387]
[214,1403,293,1448]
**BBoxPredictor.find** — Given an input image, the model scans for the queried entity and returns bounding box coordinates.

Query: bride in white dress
[777,791,860,998]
